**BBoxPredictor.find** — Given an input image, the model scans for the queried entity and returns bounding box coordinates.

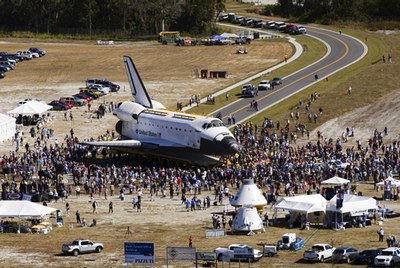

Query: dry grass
[0,39,290,112]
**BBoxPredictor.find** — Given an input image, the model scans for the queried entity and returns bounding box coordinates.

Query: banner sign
[196,252,216,261]
[124,242,155,264]
[166,247,196,260]
[205,229,225,237]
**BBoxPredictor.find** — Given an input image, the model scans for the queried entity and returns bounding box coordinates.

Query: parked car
[295,26,307,34]
[241,84,255,97]
[235,36,251,45]
[28,47,47,56]
[0,61,15,70]
[271,77,283,85]
[48,100,72,110]
[258,80,271,90]
[348,248,382,265]
[214,244,263,262]
[60,96,86,106]
[88,84,110,94]
[16,51,32,60]
[241,84,255,94]
[274,21,287,31]
[0,72,5,79]
[374,247,400,267]
[99,81,120,92]
[79,88,102,98]
[303,243,335,262]
[0,65,10,72]
[332,246,358,263]
[62,239,103,256]
[73,93,94,102]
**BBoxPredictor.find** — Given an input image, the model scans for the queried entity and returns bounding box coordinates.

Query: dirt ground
[1,38,400,267]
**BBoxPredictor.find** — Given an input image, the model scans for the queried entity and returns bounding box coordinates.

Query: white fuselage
[113,101,237,155]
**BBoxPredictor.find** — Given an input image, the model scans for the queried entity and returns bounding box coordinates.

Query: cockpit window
[202,120,225,129]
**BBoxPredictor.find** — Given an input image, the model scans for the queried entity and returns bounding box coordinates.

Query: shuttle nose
[229,141,239,154]
[223,137,239,154]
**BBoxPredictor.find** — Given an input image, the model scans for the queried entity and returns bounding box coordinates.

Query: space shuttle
[81,56,238,165]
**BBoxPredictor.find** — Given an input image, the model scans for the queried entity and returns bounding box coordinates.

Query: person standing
[75,210,81,224]
[348,86,352,95]
[108,201,113,213]
[188,236,193,247]
[378,227,384,242]
[92,200,98,213]
[66,202,70,216]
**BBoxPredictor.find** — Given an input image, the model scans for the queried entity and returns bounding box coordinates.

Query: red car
[48,100,72,110]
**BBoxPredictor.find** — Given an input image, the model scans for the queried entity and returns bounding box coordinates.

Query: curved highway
[211,26,367,125]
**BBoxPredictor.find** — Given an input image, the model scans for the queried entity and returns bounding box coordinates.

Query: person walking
[108,201,113,213]
[348,86,352,95]
[378,227,384,242]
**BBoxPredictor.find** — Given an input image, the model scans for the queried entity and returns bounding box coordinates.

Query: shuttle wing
[123,56,153,108]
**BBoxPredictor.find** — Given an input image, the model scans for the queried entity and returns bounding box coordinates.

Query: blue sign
[124,242,155,264]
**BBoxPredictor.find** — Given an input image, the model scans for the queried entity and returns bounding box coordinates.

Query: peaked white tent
[7,100,52,115]
[376,177,400,189]
[326,194,377,214]
[230,179,267,210]
[231,207,264,234]
[220,32,239,39]
[275,194,327,213]
[0,200,56,218]
[0,113,15,142]
[321,176,350,186]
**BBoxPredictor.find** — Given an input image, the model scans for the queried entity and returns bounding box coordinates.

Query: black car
[29,47,47,56]
[98,81,120,92]
[0,72,5,79]
[348,248,382,265]
[271,77,283,85]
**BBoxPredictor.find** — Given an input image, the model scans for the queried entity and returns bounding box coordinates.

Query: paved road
[210,26,367,126]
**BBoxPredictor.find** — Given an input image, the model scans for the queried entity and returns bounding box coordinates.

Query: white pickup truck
[214,244,263,262]
[303,243,335,262]
[62,239,104,256]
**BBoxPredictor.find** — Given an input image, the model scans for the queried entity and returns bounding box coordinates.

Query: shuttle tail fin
[123,56,153,108]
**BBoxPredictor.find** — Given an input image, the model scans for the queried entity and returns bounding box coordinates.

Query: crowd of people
[0,102,399,231]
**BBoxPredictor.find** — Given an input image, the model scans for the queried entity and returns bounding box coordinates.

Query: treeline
[0,0,225,37]
[266,0,400,24]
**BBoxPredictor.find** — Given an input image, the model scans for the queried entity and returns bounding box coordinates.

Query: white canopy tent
[275,194,327,226]
[326,194,377,214]
[7,100,52,115]
[321,176,350,186]
[275,194,327,213]
[376,177,400,189]
[0,200,56,218]
[0,113,16,142]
